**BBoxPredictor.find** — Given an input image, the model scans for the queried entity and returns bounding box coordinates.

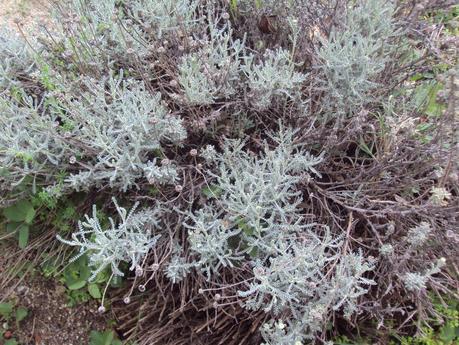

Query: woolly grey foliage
[57,198,162,280]
[178,15,245,105]
[185,205,245,277]
[65,71,186,191]
[238,229,342,314]
[1,0,452,343]
[317,0,397,115]
[406,222,432,246]
[0,94,70,188]
[402,258,446,293]
[0,27,35,91]
[403,272,428,292]
[143,159,180,186]
[330,251,376,318]
[242,48,307,110]
[379,243,394,256]
[184,127,375,341]
[55,0,149,61]
[164,245,193,284]
[188,128,324,268]
[260,319,305,345]
[129,0,202,39]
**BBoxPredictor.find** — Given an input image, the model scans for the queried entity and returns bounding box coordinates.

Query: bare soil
[2,275,108,345]
[0,0,51,32]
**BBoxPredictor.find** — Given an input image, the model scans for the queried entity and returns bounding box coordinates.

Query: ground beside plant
[0,0,50,32]
[0,273,108,345]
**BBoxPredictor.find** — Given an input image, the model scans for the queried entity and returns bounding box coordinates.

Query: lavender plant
[242,48,306,110]
[164,244,193,284]
[57,198,162,280]
[185,205,245,277]
[53,0,149,64]
[0,94,71,190]
[406,222,432,247]
[129,0,202,38]
[0,27,35,91]
[402,258,446,292]
[317,0,397,116]
[178,15,245,105]
[189,128,324,261]
[184,127,375,341]
[64,71,186,191]
[0,0,456,344]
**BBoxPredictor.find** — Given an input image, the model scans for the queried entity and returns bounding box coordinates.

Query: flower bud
[135,265,144,277]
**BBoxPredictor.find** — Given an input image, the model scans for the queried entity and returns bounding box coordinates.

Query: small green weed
[2,199,36,249]
[89,330,123,345]
[0,300,29,344]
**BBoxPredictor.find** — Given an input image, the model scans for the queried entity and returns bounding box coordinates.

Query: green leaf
[412,81,445,117]
[63,255,91,290]
[237,219,254,236]
[248,246,259,258]
[89,330,116,345]
[0,302,13,319]
[417,122,434,132]
[5,339,18,345]
[358,138,375,158]
[3,200,35,223]
[6,222,22,234]
[410,73,424,82]
[110,275,123,288]
[440,323,457,343]
[24,206,36,224]
[67,280,87,290]
[202,184,223,198]
[18,224,30,249]
[88,284,102,299]
[15,306,28,326]
[0,167,11,177]
[230,0,238,12]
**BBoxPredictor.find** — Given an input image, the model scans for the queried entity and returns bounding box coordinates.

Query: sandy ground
[2,275,109,345]
[0,0,51,32]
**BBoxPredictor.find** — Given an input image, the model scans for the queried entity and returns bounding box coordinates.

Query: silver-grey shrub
[0,94,71,190]
[402,258,446,293]
[1,0,453,343]
[317,0,397,116]
[129,0,202,39]
[0,27,35,92]
[57,197,162,280]
[64,71,186,191]
[178,15,245,105]
[242,48,307,110]
[53,0,148,63]
[184,127,375,342]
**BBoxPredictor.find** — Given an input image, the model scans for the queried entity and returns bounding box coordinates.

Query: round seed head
[135,265,144,277]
